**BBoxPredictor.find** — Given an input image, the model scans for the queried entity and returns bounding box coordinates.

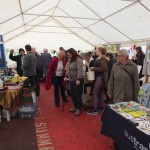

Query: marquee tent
[1,0,150,50]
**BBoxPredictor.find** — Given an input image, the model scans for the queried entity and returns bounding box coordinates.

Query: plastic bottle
[0,79,3,89]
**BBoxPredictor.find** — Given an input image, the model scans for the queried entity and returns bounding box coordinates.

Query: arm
[94,58,107,73]
[9,53,19,61]
[77,58,83,80]
[45,58,57,90]
[65,61,69,77]
[133,65,140,101]
[89,59,95,68]
[22,55,29,69]
[107,65,115,99]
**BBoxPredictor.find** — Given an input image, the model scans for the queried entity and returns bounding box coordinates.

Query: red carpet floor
[35,83,111,150]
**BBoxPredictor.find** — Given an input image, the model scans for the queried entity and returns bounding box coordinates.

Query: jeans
[70,80,83,110]
[53,76,67,105]
[93,76,105,110]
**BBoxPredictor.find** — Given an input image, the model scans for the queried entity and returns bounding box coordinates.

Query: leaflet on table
[109,101,150,135]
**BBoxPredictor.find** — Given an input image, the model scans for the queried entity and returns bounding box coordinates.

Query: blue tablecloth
[101,106,150,150]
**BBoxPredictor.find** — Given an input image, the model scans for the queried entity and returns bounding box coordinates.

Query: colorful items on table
[109,101,150,135]
[138,83,150,108]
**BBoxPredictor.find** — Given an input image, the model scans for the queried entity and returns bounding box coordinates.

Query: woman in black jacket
[132,46,145,78]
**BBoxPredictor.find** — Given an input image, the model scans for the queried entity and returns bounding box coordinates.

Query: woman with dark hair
[87,47,109,115]
[45,51,68,107]
[132,46,145,78]
[65,48,83,116]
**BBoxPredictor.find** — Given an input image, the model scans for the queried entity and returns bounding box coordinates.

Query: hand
[64,77,67,82]
[89,67,94,72]
[108,95,112,100]
[132,56,136,59]
[10,49,14,54]
[76,80,80,86]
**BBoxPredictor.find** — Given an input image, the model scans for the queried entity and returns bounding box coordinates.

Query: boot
[74,109,81,116]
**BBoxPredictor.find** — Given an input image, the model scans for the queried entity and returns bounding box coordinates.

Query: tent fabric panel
[53,8,69,17]
[0,0,20,23]
[23,15,38,24]
[31,26,71,33]
[75,19,99,27]
[4,27,25,41]
[141,0,150,9]
[5,32,93,50]
[80,0,133,18]
[77,29,106,45]
[106,3,150,40]
[25,0,59,15]
[69,28,83,33]
[41,18,61,27]
[58,0,99,19]
[44,9,55,16]
[54,17,82,28]
[88,21,129,43]
[27,16,49,25]
[20,0,46,12]
[0,15,23,35]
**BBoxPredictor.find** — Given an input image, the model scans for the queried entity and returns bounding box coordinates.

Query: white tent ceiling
[1,0,150,50]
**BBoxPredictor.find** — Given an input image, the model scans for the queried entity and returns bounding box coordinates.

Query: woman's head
[67,48,82,62]
[135,46,143,54]
[96,47,106,57]
[117,49,129,64]
[58,51,66,60]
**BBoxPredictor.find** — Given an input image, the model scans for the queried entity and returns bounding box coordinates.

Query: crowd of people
[9,44,150,116]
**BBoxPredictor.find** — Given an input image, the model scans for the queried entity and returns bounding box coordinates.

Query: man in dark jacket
[9,48,25,76]
[22,45,37,87]
[41,48,52,77]
[32,47,42,96]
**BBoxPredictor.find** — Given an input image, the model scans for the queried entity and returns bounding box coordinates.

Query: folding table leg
[6,110,10,121]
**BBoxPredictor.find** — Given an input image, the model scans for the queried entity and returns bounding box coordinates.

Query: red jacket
[45,57,67,90]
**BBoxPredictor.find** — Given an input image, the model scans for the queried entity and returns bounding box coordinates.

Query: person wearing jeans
[65,48,83,116]
[70,79,83,112]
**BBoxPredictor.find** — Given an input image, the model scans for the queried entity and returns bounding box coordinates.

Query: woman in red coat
[45,51,67,107]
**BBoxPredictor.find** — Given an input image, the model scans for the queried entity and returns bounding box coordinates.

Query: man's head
[85,52,92,62]
[43,48,48,53]
[25,44,32,52]
[31,47,36,54]
[19,48,25,55]
[59,47,65,52]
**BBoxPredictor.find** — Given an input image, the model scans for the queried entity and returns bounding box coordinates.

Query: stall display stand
[19,86,38,118]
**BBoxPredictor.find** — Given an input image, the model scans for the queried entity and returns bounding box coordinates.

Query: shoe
[87,110,98,115]
[70,108,76,113]
[97,106,104,112]
[74,109,81,116]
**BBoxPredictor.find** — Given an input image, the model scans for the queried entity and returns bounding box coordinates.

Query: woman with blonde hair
[45,51,68,107]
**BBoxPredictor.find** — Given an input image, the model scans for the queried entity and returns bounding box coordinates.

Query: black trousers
[70,80,83,110]
[52,76,67,105]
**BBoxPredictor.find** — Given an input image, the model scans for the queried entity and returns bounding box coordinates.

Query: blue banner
[0,35,7,75]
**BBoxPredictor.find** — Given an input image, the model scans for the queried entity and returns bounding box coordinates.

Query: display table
[101,106,150,150]
[0,88,22,121]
